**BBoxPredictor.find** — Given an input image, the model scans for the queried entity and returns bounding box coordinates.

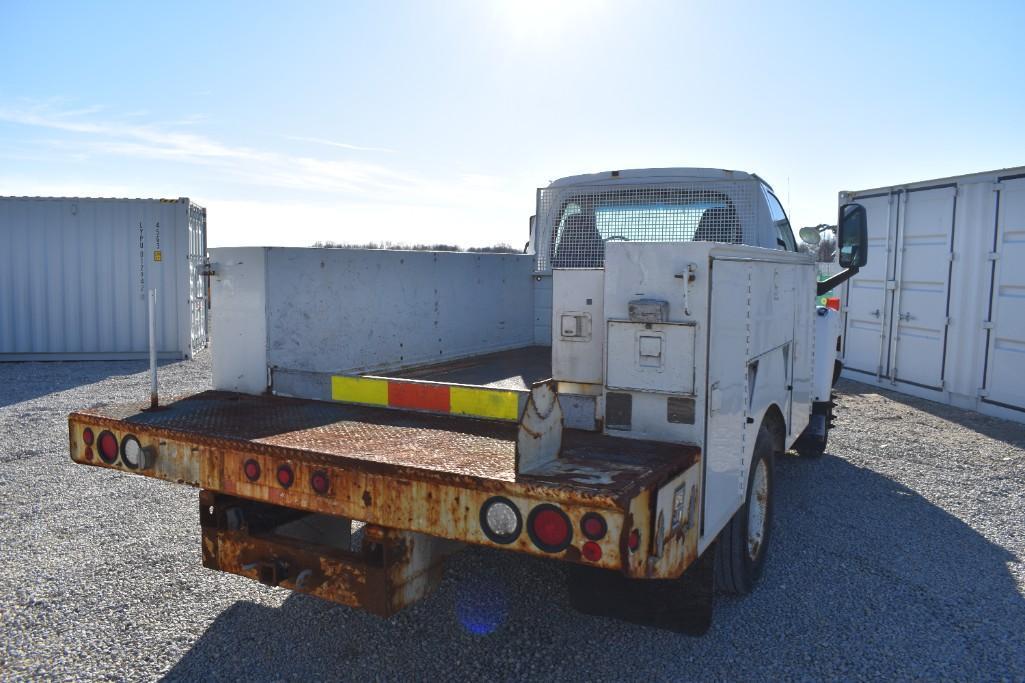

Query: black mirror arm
[817,266,860,297]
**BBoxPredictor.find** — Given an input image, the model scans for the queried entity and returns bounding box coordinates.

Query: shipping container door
[188,204,207,351]
[982,177,1025,411]
[889,186,956,390]
[842,192,896,377]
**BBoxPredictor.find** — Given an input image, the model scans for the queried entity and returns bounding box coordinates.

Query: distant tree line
[312,240,522,253]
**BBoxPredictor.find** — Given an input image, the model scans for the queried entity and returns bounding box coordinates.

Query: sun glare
[491,0,608,46]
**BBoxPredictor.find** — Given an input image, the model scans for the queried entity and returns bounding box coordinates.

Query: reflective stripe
[388,381,450,412]
[330,376,523,421]
[331,376,389,406]
[450,386,520,421]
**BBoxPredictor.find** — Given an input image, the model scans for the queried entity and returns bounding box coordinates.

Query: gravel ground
[1,352,1024,681]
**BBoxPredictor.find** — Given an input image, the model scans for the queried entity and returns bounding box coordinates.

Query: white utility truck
[68,168,867,634]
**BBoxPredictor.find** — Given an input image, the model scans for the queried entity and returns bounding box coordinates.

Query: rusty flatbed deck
[70,390,703,577]
[75,390,695,502]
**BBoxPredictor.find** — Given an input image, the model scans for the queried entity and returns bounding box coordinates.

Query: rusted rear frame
[69,392,701,579]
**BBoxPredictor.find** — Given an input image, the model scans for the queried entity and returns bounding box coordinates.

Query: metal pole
[149,288,158,409]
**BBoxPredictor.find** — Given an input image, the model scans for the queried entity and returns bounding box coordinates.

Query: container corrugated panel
[837,164,1025,424]
[0,197,208,360]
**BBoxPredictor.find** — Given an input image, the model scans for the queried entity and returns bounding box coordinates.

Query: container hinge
[944,316,952,327]
[948,252,956,262]
[993,182,1003,193]
[885,280,897,291]
[982,320,995,330]
[986,252,1000,261]
[978,388,989,398]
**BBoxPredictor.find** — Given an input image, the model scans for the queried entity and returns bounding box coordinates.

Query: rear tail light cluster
[240,459,330,495]
[479,498,610,561]
[90,430,150,469]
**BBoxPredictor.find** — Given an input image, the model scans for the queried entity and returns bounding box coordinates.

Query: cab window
[762,186,796,251]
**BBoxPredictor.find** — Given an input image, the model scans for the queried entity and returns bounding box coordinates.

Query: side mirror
[837,203,868,268]
[799,226,822,245]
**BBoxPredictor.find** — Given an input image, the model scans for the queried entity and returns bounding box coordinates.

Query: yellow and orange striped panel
[330,376,522,421]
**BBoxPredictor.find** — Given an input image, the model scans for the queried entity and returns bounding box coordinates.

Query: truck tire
[714,424,775,594]
[794,400,831,457]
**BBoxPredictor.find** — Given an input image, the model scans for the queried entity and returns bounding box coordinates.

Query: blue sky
[2,0,1023,247]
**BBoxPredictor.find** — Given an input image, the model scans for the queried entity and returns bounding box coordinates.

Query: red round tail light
[243,459,261,481]
[276,464,294,488]
[580,512,607,541]
[82,428,95,446]
[97,430,119,464]
[582,541,602,562]
[527,504,572,553]
[310,470,330,495]
[627,528,641,553]
[84,447,94,462]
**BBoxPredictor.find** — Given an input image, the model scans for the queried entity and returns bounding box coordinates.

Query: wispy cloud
[0,102,417,198]
[285,135,395,154]
[0,101,531,247]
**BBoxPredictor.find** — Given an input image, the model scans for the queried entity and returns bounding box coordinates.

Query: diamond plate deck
[75,390,696,498]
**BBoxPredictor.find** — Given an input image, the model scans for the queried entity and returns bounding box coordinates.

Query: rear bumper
[69,396,701,580]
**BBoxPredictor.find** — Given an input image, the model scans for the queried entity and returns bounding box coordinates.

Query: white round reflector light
[480,497,522,545]
[121,435,144,469]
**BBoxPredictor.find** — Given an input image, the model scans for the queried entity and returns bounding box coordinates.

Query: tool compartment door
[703,259,752,540]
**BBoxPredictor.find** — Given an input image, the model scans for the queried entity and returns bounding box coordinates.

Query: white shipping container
[837,165,1025,424]
[0,197,208,360]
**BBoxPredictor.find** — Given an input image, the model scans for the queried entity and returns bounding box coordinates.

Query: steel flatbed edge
[68,390,700,578]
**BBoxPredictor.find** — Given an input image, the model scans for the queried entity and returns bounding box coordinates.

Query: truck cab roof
[547,168,763,190]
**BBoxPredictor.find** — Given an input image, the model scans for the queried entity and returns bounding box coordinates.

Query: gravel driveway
[2,352,1023,681]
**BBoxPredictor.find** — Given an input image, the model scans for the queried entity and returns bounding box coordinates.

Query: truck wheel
[794,401,831,457]
[714,424,775,594]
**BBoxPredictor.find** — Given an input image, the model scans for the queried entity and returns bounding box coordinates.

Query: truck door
[981,176,1025,411]
[889,186,956,389]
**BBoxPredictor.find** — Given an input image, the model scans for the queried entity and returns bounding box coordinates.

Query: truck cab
[68,168,867,634]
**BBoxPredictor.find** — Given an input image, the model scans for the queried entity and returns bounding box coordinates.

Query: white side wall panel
[0,197,208,361]
[264,248,536,376]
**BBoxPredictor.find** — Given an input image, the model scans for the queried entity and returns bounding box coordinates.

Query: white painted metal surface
[0,197,207,360]
[209,247,268,395]
[606,321,696,394]
[839,165,1025,424]
[551,269,604,384]
[208,247,536,395]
